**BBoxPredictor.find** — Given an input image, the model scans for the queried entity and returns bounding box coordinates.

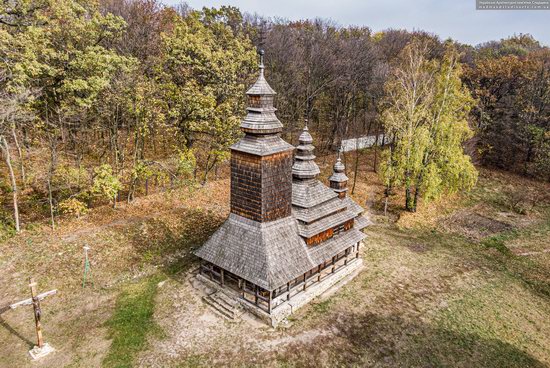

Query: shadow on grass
[0,316,34,348]
[126,207,225,277]
[278,312,546,368]
[101,208,226,367]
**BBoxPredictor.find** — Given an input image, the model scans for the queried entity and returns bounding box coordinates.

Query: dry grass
[0,150,549,367]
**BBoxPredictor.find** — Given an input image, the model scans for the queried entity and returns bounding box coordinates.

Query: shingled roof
[231,134,294,156]
[240,50,282,134]
[195,214,314,290]
[292,125,321,179]
[329,155,349,187]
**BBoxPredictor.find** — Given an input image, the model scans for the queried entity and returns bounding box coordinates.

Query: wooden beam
[344,247,350,266]
[7,289,57,311]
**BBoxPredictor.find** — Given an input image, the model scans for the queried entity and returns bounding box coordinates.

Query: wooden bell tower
[230,50,294,223]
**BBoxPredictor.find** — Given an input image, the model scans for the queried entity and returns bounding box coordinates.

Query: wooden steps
[202,291,241,321]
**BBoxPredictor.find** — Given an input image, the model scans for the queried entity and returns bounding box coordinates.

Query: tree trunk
[47,177,55,230]
[11,126,26,188]
[202,154,218,186]
[1,136,21,233]
[47,137,58,231]
[524,144,533,176]
[405,167,414,212]
[351,119,374,194]
[373,131,381,173]
[351,148,360,195]
[128,178,137,203]
[128,128,141,203]
[405,185,413,212]
[412,186,421,213]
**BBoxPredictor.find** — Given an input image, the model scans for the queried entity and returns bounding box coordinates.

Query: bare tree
[0,87,35,232]
[0,135,20,232]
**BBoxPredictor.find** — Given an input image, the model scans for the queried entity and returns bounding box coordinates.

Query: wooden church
[194,50,370,325]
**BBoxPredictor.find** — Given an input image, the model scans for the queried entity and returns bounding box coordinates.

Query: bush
[58,198,89,218]
[92,164,122,206]
[177,148,196,180]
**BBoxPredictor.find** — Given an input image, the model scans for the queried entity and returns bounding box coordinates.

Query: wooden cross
[0,278,57,349]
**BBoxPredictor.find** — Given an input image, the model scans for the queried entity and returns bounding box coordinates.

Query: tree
[412,45,478,208]
[0,78,35,232]
[465,45,550,180]
[0,0,135,228]
[380,40,435,211]
[380,41,477,212]
[157,6,256,182]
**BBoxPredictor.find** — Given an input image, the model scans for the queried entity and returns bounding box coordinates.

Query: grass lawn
[0,158,548,367]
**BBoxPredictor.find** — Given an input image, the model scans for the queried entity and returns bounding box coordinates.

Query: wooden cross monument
[0,278,57,359]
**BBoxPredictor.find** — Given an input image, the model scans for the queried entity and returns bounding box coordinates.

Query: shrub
[58,198,89,218]
[92,164,123,206]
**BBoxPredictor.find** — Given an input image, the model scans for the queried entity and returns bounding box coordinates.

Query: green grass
[175,355,209,368]
[102,275,165,368]
[480,232,516,254]
[312,299,332,314]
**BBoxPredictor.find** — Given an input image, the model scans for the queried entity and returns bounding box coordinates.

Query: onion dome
[292,122,320,180]
[329,150,349,197]
[240,49,283,134]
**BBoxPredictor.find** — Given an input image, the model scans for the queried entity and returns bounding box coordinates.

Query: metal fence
[340,134,385,152]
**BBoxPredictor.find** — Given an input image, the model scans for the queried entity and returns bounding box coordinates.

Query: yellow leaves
[381,41,478,207]
[58,198,88,218]
[92,164,122,203]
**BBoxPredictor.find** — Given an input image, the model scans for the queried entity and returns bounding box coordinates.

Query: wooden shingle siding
[261,151,292,221]
[230,150,292,222]
[305,228,334,246]
[305,218,355,246]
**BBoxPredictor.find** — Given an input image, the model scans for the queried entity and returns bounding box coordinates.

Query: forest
[0,0,548,235]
